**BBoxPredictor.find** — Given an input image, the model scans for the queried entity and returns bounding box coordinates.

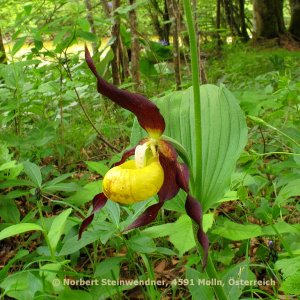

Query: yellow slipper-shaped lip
[103,158,164,205]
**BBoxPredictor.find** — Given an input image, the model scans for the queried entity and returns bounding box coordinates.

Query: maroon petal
[157,140,180,202]
[85,46,165,136]
[185,195,209,270]
[123,202,164,231]
[158,153,180,202]
[158,140,177,161]
[78,214,94,239]
[176,162,190,193]
[92,192,108,213]
[78,193,108,239]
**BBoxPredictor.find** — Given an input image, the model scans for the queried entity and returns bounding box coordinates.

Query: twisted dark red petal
[123,202,164,232]
[78,214,94,239]
[176,162,190,193]
[85,46,165,136]
[157,140,180,202]
[158,140,177,161]
[158,153,180,202]
[185,195,209,270]
[92,193,108,213]
[78,193,108,239]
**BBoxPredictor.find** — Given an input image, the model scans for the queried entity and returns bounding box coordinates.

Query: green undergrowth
[1,42,300,299]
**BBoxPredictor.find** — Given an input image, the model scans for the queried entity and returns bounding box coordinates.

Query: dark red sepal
[85,46,165,136]
[185,195,209,270]
[123,202,164,232]
[78,193,108,239]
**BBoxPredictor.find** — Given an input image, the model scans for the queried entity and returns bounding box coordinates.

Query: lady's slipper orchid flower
[79,47,209,268]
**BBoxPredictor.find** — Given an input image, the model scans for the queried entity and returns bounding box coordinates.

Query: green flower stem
[193,225,229,300]
[184,2,229,299]
[37,200,55,260]
[270,223,294,258]
[183,0,202,198]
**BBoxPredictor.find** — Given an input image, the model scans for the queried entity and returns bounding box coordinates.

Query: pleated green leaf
[0,223,43,241]
[131,84,247,212]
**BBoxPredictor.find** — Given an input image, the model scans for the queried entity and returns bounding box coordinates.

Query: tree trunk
[129,0,140,88]
[216,0,222,48]
[0,28,7,64]
[253,0,285,39]
[289,0,300,40]
[149,0,171,44]
[167,0,181,89]
[222,0,241,37]
[238,0,250,42]
[85,0,98,55]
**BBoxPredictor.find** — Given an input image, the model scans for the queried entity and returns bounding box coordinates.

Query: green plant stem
[252,151,300,157]
[192,225,229,300]
[184,2,228,299]
[37,200,55,260]
[206,256,229,300]
[270,223,294,258]
[183,0,202,198]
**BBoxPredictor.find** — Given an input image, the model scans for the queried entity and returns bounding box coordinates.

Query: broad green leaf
[222,260,256,300]
[40,262,63,281]
[0,197,20,223]
[47,208,72,253]
[0,250,29,281]
[0,144,11,164]
[12,36,27,56]
[66,180,102,206]
[5,190,31,199]
[0,162,23,179]
[212,219,263,240]
[58,290,93,300]
[97,48,114,76]
[276,179,300,206]
[77,18,90,31]
[43,182,81,193]
[131,85,247,212]
[23,161,42,188]
[142,214,213,256]
[94,257,125,278]
[76,30,97,42]
[59,229,109,256]
[203,213,214,232]
[128,235,156,253]
[262,220,299,235]
[34,39,43,50]
[85,161,109,176]
[275,256,300,278]
[0,223,43,241]
[0,272,43,300]
[42,173,73,187]
[104,201,120,227]
[0,179,34,189]
[186,267,214,300]
[168,215,195,256]
[280,273,300,295]
[0,161,18,171]
[142,213,213,239]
